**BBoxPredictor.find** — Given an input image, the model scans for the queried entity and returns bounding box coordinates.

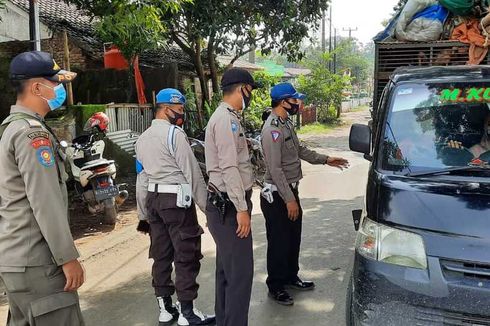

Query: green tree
[297,52,350,121]
[159,0,330,117]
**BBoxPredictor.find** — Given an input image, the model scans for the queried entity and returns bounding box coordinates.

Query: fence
[106,103,153,134]
[301,106,317,126]
[341,97,370,112]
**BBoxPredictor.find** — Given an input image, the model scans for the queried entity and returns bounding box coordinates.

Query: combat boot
[177,301,216,326]
[157,296,179,325]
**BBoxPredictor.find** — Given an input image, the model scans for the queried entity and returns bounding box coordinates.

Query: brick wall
[0,31,102,71]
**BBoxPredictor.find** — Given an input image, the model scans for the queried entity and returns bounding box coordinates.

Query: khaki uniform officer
[0,51,84,325]
[136,88,215,326]
[260,82,349,306]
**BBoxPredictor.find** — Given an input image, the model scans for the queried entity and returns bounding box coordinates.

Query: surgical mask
[168,108,185,127]
[241,88,251,110]
[284,100,300,116]
[39,83,66,111]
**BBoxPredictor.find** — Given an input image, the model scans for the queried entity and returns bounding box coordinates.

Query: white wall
[0,1,51,42]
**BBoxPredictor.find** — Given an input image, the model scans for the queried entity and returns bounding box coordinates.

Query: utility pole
[343,27,358,40]
[334,28,337,74]
[328,6,332,72]
[321,10,326,52]
[29,0,41,51]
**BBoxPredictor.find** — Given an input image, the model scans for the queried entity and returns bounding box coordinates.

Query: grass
[297,121,344,135]
[351,105,370,112]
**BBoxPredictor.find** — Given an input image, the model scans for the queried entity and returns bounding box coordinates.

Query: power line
[343,27,358,40]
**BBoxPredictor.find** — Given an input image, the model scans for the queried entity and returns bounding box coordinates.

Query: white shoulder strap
[167,125,177,157]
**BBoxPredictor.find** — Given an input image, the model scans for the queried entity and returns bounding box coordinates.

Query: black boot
[157,296,179,325]
[177,301,216,326]
[268,289,294,306]
[286,277,315,291]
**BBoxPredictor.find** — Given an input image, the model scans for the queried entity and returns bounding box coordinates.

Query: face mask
[241,88,251,110]
[284,100,300,116]
[39,83,66,111]
[168,108,185,127]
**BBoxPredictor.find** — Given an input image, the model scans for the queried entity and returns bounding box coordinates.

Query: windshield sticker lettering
[440,88,490,103]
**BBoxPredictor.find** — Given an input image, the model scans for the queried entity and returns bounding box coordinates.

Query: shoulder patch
[31,138,52,149]
[271,130,281,142]
[231,121,239,133]
[27,130,49,140]
[36,146,55,167]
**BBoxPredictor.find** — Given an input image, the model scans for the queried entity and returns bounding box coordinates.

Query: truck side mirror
[349,124,371,160]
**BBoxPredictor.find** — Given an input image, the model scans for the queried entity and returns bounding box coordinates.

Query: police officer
[135,88,215,326]
[205,68,259,326]
[260,82,349,305]
[0,51,84,325]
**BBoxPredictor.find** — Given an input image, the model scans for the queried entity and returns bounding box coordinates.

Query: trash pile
[375,0,490,64]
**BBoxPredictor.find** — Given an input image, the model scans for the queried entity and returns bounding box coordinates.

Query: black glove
[137,220,150,235]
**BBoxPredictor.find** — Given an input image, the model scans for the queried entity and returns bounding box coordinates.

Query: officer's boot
[157,296,179,325]
[177,301,216,326]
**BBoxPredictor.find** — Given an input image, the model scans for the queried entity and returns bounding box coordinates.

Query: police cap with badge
[9,51,77,83]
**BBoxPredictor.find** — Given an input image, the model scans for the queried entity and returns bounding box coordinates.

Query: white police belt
[148,183,192,208]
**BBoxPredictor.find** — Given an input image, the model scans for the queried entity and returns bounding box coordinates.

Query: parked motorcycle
[189,130,266,187]
[63,112,128,225]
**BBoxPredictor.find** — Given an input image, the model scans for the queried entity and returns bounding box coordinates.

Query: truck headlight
[355,217,427,269]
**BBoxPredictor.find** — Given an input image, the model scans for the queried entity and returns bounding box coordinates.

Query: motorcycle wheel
[103,198,118,225]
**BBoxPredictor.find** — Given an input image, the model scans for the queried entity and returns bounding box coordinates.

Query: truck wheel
[103,198,118,225]
[345,274,356,326]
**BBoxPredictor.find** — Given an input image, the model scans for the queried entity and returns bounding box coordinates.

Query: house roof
[9,0,194,70]
[217,55,264,72]
[283,67,311,78]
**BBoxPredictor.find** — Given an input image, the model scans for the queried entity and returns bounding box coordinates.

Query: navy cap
[221,68,260,90]
[156,88,186,105]
[270,82,306,101]
[9,51,77,83]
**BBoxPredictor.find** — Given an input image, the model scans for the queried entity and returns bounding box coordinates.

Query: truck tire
[103,198,118,225]
[345,274,355,326]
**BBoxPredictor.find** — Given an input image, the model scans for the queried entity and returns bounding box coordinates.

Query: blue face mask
[40,83,67,111]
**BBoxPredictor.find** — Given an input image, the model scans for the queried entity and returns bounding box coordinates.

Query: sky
[326,0,399,44]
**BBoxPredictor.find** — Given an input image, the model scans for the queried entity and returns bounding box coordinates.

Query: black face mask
[284,100,300,116]
[168,108,185,127]
[241,88,252,110]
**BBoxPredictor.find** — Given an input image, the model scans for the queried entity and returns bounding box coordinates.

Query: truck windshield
[381,82,490,174]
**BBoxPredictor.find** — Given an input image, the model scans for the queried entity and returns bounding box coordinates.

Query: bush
[244,71,280,131]
[297,52,351,123]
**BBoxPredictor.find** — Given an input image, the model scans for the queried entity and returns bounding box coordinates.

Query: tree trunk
[127,61,135,103]
[193,41,208,127]
[207,37,220,95]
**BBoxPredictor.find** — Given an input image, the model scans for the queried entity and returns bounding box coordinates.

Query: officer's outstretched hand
[236,211,251,238]
[62,259,85,292]
[287,200,300,221]
[326,156,350,170]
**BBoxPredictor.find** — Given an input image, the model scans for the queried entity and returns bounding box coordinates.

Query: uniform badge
[27,131,49,140]
[36,146,55,167]
[271,130,281,142]
[231,121,239,133]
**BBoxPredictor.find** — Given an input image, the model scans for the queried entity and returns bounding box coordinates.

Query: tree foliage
[96,4,166,64]
[297,52,350,122]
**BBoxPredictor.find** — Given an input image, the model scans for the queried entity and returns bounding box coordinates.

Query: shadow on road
[79,195,362,326]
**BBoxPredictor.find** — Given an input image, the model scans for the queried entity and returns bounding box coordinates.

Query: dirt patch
[69,175,138,242]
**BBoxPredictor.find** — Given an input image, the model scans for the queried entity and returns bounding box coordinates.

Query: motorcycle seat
[81,158,115,171]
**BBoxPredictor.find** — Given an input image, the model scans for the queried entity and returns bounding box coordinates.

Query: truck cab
[347,65,490,325]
